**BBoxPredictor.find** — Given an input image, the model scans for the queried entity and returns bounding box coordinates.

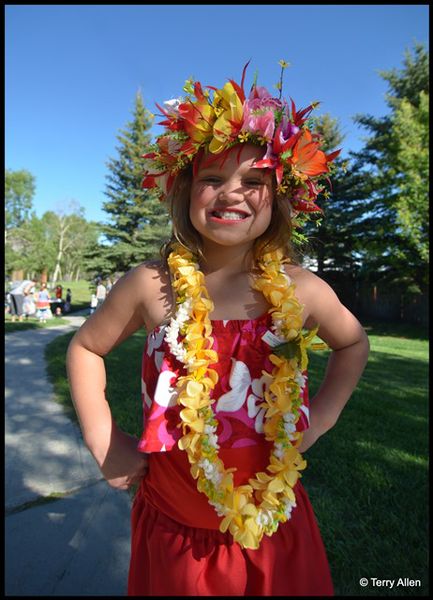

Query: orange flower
[289,129,329,179]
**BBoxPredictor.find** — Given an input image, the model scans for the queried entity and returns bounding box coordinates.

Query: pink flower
[242,105,275,141]
[248,86,283,111]
[241,86,288,142]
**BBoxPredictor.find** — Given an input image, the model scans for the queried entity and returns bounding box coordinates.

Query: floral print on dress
[137,314,310,453]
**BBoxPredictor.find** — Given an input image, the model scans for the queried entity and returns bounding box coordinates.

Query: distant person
[9,278,37,322]
[35,282,51,323]
[54,284,64,312]
[106,278,113,294]
[96,280,107,307]
[89,293,98,315]
[22,289,36,319]
[64,288,72,313]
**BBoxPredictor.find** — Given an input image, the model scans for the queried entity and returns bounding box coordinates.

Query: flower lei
[164,243,319,550]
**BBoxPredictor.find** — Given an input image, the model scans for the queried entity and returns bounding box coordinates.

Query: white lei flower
[255,508,275,527]
[198,458,223,486]
[164,298,193,363]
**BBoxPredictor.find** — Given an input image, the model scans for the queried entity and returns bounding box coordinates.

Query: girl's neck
[199,242,254,276]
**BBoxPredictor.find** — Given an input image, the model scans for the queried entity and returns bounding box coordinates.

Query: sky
[5,4,429,225]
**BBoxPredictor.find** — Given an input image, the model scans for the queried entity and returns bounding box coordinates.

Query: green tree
[62,218,101,281]
[351,42,429,291]
[7,203,101,282]
[5,169,37,273]
[7,213,56,277]
[98,91,171,274]
[42,204,101,282]
[390,91,429,262]
[5,168,36,232]
[300,113,367,278]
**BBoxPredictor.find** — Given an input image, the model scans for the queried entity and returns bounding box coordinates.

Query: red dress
[128,314,334,596]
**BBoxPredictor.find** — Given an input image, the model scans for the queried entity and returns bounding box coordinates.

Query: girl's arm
[294,271,370,453]
[66,265,160,489]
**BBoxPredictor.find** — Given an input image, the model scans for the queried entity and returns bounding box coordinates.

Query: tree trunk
[52,216,69,283]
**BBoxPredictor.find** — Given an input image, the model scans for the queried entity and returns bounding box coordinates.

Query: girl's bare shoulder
[285,262,328,293]
[284,263,342,325]
[72,259,172,356]
[124,259,172,328]
[131,258,169,289]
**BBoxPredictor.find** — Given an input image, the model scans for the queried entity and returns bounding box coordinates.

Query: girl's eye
[244,179,265,187]
[201,177,221,184]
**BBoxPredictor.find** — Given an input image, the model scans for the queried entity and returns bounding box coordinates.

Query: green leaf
[273,340,300,360]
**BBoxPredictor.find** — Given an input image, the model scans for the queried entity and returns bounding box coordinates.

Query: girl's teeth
[213,211,247,220]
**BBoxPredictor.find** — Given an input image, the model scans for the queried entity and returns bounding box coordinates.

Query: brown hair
[160,162,300,269]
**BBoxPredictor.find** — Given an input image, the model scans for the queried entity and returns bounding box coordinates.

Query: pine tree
[300,113,366,277]
[350,42,429,292]
[99,91,171,274]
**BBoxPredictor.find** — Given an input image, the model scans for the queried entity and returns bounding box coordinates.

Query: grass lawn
[45,320,429,596]
[4,313,71,333]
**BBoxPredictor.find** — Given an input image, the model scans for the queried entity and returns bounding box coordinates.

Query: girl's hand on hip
[97,428,148,490]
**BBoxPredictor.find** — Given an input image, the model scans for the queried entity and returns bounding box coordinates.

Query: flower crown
[142,61,341,233]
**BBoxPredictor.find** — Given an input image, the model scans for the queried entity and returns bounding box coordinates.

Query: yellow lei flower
[165,243,316,549]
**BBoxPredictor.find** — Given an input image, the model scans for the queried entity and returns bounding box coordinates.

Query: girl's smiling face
[189,144,273,252]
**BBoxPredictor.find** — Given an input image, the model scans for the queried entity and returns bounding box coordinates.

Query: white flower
[210,501,226,517]
[282,497,297,518]
[295,370,306,389]
[164,299,193,364]
[284,421,297,436]
[271,319,285,337]
[283,412,295,423]
[154,370,179,407]
[256,509,274,527]
[163,97,183,114]
[247,375,268,433]
[146,327,166,356]
[282,413,297,440]
[216,359,252,413]
[273,442,285,460]
[198,458,222,485]
[204,425,220,449]
[164,320,186,363]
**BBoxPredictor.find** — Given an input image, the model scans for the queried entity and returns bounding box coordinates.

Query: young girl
[66,63,369,596]
[35,282,51,323]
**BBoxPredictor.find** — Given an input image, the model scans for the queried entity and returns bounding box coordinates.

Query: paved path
[5,314,132,596]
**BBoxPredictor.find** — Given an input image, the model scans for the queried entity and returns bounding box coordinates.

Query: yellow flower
[178,431,201,453]
[209,82,244,154]
[233,518,262,550]
[278,59,290,69]
[220,488,258,536]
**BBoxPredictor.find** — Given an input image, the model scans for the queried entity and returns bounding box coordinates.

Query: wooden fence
[327,280,429,327]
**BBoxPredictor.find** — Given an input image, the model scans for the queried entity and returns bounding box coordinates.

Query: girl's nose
[217,184,244,203]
